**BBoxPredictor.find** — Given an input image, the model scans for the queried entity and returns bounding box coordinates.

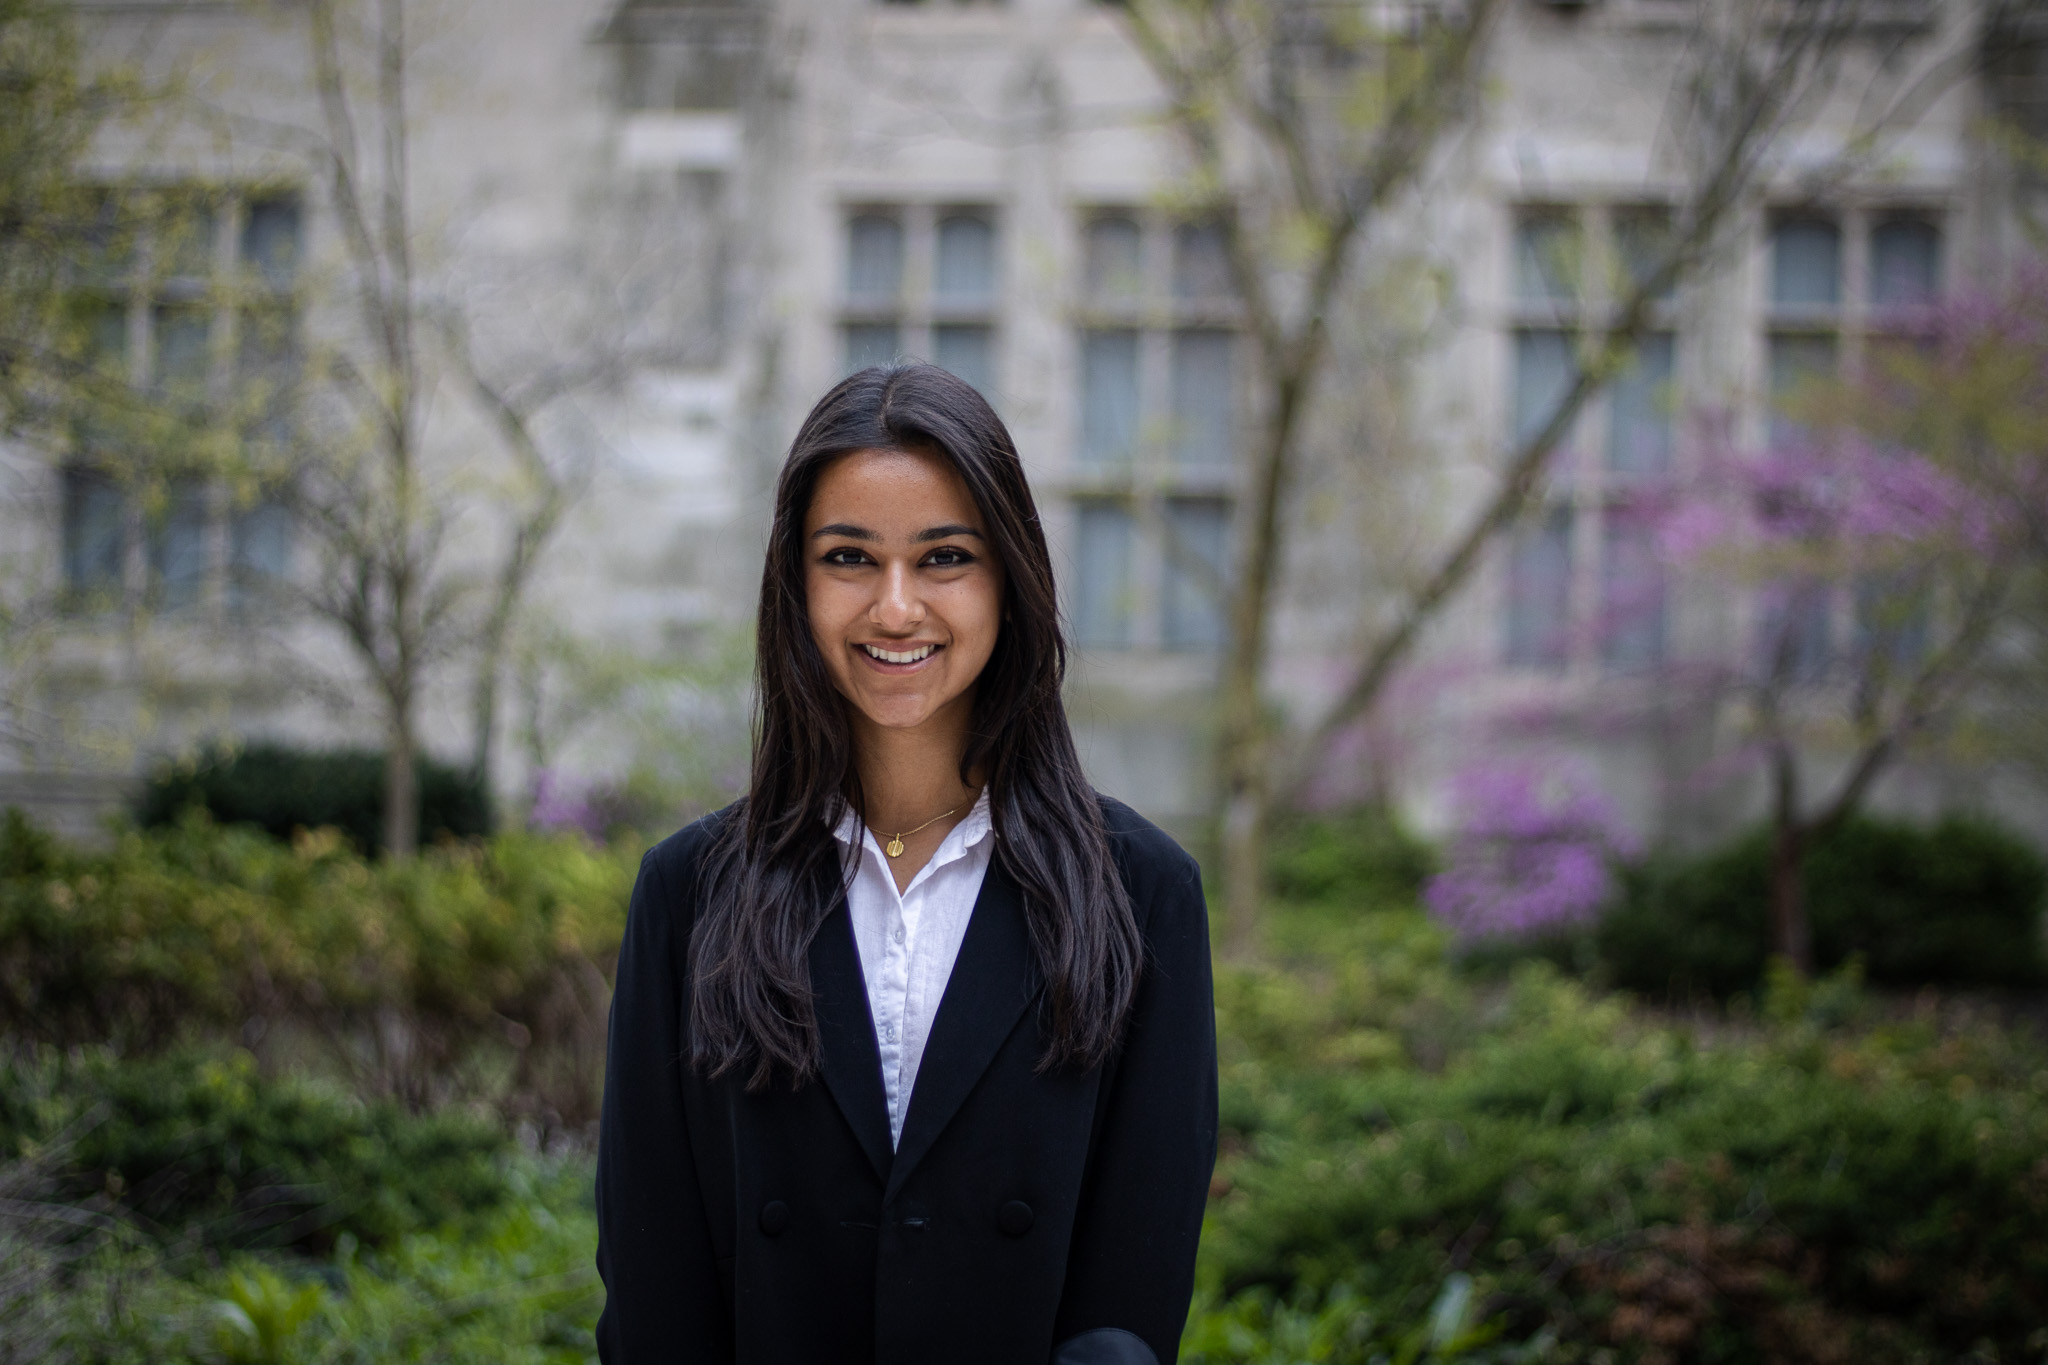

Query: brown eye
[925,547,974,568]
[821,547,869,567]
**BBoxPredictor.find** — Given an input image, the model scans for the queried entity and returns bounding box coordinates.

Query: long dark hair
[688,364,1142,1090]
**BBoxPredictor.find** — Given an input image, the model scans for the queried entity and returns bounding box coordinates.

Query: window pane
[1073,501,1133,649]
[843,323,900,374]
[1854,569,1927,671]
[77,191,135,285]
[1615,208,1674,302]
[1768,332,1837,448]
[1870,218,1939,308]
[1512,329,1575,448]
[230,497,292,609]
[846,214,903,301]
[161,196,218,280]
[1172,221,1231,301]
[1504,505,1572,669]
[1162,497,1229,651]
[1757,579,1830,681]
[1514,210,1582,305]
[1079,329,1139,467]
[80,299,128,376]
[62,466,126,597]
[153,305,211,389]
[1084,215,1143,300]
[935,213,996,302]
[148,477,211,611]
[1608,332,1674,476]
[240,195,303,285]
[1600,505,1665,670]
[1170,329,1233,468]
[934,324,993,395]
[239,306,299,439]
[1770,218,1841,308]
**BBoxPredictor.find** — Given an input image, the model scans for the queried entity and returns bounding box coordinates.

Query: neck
[850,695,980,832]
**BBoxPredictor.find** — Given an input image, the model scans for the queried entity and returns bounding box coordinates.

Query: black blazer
[594,796,1218,1365]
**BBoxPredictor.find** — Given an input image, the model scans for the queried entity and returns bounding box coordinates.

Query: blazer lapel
[809,900,894,1183]
[885,858,1041,1203]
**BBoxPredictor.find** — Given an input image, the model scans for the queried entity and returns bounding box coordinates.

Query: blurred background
[4,0,2048,1360]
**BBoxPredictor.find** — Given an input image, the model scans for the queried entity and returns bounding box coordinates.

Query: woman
[595,364,1217,1365]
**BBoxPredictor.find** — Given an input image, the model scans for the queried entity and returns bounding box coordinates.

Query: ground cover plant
[1,805,2044,1362]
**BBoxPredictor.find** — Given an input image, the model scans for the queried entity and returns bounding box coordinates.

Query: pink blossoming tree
[1648,266,2048,972]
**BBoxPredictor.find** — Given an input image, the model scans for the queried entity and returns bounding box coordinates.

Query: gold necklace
[876,805,958,859]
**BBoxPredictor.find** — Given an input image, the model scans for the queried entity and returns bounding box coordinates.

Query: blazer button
[759,1200,790,1236]
[998,1200,1034,1236]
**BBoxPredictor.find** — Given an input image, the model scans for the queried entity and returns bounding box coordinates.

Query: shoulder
[1095,793,1202,903]
[635,801,744,925]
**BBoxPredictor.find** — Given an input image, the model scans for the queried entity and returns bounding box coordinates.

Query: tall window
[1067,210,1237,654]
[1754,209,1941,681]
[1503,204,1677,673]
[840,205,999,398]
[61,187,301,615]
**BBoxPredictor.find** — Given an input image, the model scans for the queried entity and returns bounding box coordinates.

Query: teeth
[863,643,935,664]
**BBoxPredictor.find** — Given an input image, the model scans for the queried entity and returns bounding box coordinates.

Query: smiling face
[803,446,1005,738]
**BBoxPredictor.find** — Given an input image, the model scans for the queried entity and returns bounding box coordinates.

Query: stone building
[4,0,2043,845]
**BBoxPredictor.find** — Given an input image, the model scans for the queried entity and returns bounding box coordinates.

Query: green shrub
[1599,814,2048,996]
[0,809,637,1125]
[1268,807,1437,909]
[1203,948,2048,1364]
[0,1047,512,1252]
[135,743,491,853]
[22,1146,600,1365]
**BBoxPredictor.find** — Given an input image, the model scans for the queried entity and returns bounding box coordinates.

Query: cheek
[953,578,1005,654]
[805,574,850,656]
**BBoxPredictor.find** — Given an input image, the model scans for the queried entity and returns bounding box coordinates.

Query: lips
[860,642,939,665]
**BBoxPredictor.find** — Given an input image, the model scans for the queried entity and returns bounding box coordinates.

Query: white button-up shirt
[831,789,994,1149]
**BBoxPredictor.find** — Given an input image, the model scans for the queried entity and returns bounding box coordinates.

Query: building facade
[5,0,2043,846]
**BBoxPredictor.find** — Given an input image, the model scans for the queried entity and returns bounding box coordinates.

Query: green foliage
[0,1048,512,1252]
[1204,902,2048,1363]
[0,808,637,1122]
[0,0,117,429]
[29,1153,601,1365]
[1268,807,1436,909]
[136,743,492,854]
[1599,814,2048,996]
[1183,1274,1552,1364]
[207,1266,322,1365]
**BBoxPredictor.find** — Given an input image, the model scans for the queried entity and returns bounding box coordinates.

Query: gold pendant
[886,837,906,858]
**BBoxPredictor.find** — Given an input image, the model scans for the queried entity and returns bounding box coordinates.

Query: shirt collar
[830,787,994,858]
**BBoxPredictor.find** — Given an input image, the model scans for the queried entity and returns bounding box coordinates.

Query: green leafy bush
[1268,807,1437,909]
[1204,916,2048,1364]
[135,743,492,853]
[1599,814,2048,996]
[22,1147,600,1365]
[0,1047,511,1252]
[0,808,637,1124]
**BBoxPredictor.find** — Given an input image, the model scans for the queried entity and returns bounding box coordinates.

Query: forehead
[804,447,985,533]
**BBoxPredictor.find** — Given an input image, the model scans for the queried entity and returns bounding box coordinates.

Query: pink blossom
[1424,760,1638,941]
[529,768,602,838]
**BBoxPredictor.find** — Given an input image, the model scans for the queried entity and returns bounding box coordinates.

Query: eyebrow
[810,522,985,543]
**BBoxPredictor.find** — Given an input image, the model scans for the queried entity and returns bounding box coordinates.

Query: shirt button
[893,926,906,945]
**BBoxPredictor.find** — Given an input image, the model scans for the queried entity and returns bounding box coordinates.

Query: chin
[854,694,940,729]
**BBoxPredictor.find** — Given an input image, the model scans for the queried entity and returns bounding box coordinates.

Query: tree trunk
[1215,365,1312,956]
[383,700,419,857]
[1217,720,1268,959]
[1767,747,1811,974]
[469,651,499,815]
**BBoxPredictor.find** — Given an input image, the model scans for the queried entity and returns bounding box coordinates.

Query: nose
[870,560,924,633]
